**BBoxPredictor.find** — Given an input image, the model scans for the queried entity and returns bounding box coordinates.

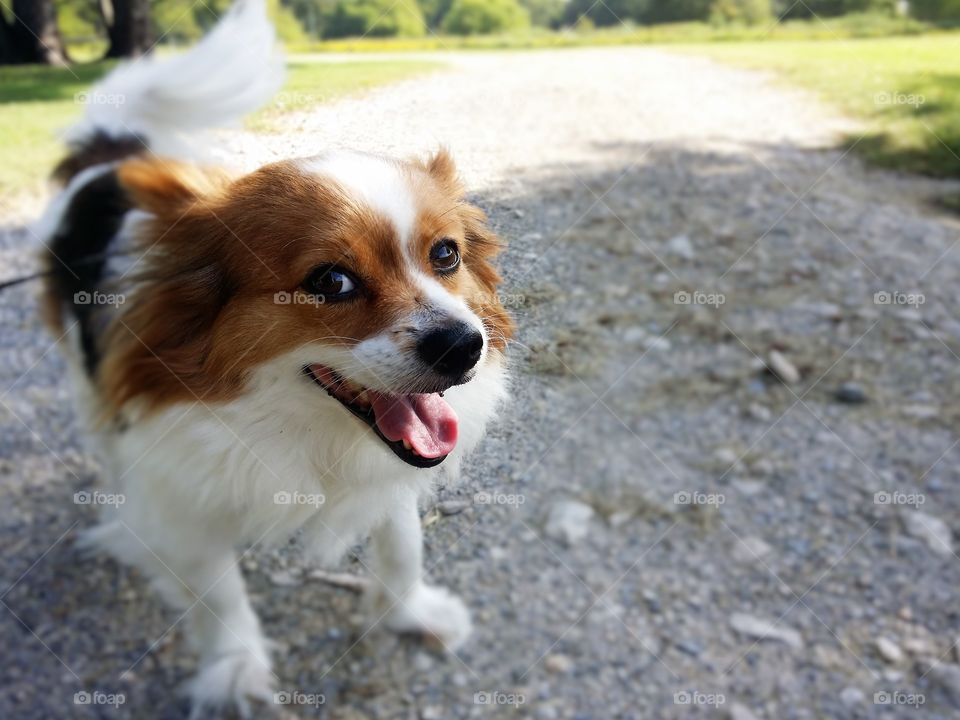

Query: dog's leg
[364,491,472,650]
[80,518,274,718]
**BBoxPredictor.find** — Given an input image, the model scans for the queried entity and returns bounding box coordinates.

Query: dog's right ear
[117,158,230,217]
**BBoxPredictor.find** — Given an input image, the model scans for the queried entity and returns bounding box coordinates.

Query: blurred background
[2,1,960,719]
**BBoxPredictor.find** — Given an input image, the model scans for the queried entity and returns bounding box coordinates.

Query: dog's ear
[102,160,237,417]
[423,148,463,195]
[117,158,229,217]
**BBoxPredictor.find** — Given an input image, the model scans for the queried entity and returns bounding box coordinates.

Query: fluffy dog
[36,1,512,715]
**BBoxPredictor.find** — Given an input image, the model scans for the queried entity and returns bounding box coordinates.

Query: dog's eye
[430,239,460,273]
[302,265,358,300]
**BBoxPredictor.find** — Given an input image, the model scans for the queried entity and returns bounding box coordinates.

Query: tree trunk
[104,0,154,59]
[0,0,70,66]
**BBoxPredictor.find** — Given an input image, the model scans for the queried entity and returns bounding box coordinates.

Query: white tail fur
[66,0,284,156]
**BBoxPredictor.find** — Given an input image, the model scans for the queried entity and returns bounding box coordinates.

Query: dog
[35,1,513,715]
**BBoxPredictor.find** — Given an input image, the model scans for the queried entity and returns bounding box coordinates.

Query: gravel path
[3,47,960,719]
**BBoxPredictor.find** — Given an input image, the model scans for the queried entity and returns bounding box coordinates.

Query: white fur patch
[303,151,417,244]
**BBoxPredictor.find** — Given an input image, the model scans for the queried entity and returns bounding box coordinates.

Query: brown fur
[99,151,513,417]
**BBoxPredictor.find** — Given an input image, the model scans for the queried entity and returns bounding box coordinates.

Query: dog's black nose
[417,323,484,378]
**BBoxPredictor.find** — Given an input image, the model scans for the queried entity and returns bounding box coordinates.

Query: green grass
[289,13,929,53]
[680,34,960,179]
[0,57,439,200]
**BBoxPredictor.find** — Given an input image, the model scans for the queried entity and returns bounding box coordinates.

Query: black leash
[0,251,132,293]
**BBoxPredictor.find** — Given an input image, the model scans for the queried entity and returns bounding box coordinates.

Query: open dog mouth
[304,364,459,468]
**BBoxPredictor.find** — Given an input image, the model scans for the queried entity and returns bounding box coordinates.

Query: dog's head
[103,150,513,468]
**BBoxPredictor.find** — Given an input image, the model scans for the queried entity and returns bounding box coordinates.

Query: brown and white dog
[37,1,512,715]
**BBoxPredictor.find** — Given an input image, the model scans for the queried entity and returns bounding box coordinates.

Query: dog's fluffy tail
[56,0,283,180]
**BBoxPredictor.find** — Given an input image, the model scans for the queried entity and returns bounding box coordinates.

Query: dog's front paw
[371,583,472,651]
[184,649,275,720]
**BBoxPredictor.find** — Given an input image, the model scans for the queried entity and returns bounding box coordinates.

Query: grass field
[683,34,960,179]
[0,58,439,201]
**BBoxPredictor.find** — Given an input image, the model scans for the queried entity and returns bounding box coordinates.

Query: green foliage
[420,0,455,28]
[55,0,104,40]
[775,0,896,18]
[911,0,960,21]
[325,0,426,38]
[442,0,531,34]
[710,0,772,24]
[520,0,567,27]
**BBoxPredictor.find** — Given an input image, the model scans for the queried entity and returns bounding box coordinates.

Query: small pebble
[436,500,471,516]
[766,350,800,385]
[875,636,904,664]
[834,382,867,404]
[903,511,953,556]
[544,653,574,674]
[839,686,865,707]
[729,612,804,649]
[544,499,594,546]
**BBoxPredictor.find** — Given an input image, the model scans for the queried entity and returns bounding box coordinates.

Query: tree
[0,0,69,65]
[102,0,154,58]
[442,0,530,34]
[520,0,566,27]
[420,0,455,28]
[910,0,960,19]
[710,0,772,23]
[325,0,426,37]
[563,0,651,27]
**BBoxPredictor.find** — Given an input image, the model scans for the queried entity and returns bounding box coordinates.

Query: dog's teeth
[355,390,369,405]
[402,439,412,450]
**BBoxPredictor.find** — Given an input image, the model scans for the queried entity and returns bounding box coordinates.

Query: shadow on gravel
[3,141,960,718]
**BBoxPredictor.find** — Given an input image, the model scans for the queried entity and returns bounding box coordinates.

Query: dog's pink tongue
[370,393,458,459]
